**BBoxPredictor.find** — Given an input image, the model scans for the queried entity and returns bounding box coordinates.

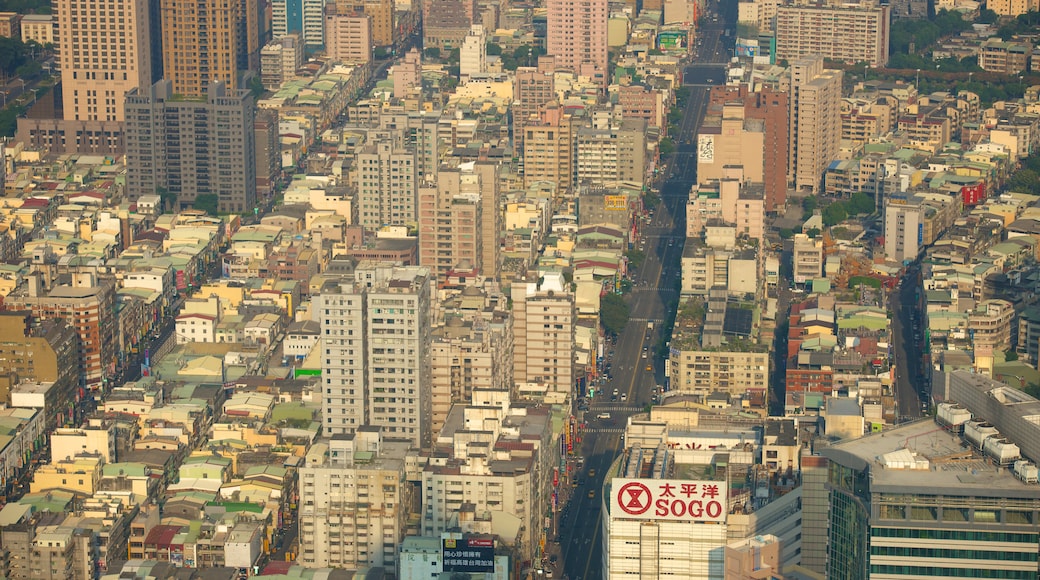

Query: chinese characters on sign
[442,538,496,573]
[697,135,715,163]
[610,478,727,522]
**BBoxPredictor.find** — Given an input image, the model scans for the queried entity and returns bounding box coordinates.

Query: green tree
[423,47,441,59]
[822,202,848,226]
[626,249,646,269]
[806,228,821,238]
[247,75,265,99]
[193,194,220,216]
[486,42,503,56]
[801,195,818,220]
[848,191,876,215]
[659,137,675,157]
[600,293,630,336]
[977,7,999,23]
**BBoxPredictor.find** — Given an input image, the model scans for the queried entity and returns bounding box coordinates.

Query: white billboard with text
[610,478,727,522]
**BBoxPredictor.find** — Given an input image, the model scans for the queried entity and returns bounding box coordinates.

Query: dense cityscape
[0,0,1033,578]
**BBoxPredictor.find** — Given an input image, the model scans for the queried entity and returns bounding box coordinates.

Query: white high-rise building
[315,264,433,447]
[298,428,413,569]
[460,24,487,82]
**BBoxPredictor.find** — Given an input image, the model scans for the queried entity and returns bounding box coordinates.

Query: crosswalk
[588,405,642,412]
[583,428,625,434]
[631,287,678,293]
[629,317,665,323]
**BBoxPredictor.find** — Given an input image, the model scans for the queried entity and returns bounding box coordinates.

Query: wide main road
[891,263,924,421]
[559,17,729,580]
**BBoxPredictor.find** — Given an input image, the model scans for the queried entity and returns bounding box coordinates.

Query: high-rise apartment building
[298,429,412,569]
[0,314,79,416]
[511,273,575,393]
[315,265,432,447]
[355,138,418,230]
[512,58,556,153]
[472,161,501,280]
[418,168,483,283]
[124,80,257,213]
[55,0,154,123]
[785,56,842,194]
[325,8,372,65]
[336,0,394,46]
[272,0,326,48]
[161,0,241,96]
[776,0,890,67]
[523,103,575,191]
[546,0,608,84]
[459,25,487,81]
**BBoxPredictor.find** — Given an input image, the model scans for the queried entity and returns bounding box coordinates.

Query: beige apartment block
[523,103,575,191]
[987,0,1038,16]
[325,10,373,65]
[418,168,482,283]
[667,348,770,399]
[19,14,52,46]
[791,233,823,284]
[511,273,575,394]
[298,430,412,570]
[968,299,1015,350]
[776,0,890,67]
[546,0,608,84]
[355,138,418,230]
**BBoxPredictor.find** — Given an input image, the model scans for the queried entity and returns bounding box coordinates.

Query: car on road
[621,393,628,402]
[588,490,596,499]
[597,412,611,420]
[588,469,596,478]
[646,364,653,371]
[642,351,647,358]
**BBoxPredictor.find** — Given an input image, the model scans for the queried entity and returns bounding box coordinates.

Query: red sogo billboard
[611,478,727,522]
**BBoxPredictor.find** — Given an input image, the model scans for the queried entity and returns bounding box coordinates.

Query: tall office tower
[238,0,265,72]
[325,7,373,65]
[124,80,257,213]
[706,84,789,211]
[459,24,487,81]
[512,57,555,153]
[820,398,1040,580]
[776,0,890,67]
[161,0,241,96]
[315,265,433,447]
[523,102,575,191]
[272,0,326,48]
[473,161,501,280]
[336,0,394,46]
[511,272,575,394]
[418,168,483,283]
[355,138,418,230]
[55,0,153,123]
[785,56,842,194]
[546,0,608,85]
[297,429,412,569]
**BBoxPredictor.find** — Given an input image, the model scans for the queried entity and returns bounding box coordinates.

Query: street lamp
[0,91,7,108]
[916,68,920,89]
